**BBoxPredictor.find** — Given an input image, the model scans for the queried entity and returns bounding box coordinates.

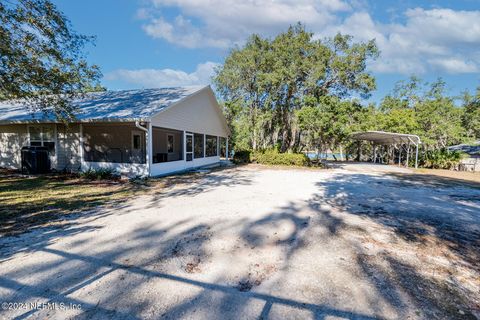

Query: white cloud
[318,8,480,74]
[105,62,219,88]
[138,1,480,74]
[140,0,350,48]
[428,58,478,74]
[143,16,230,49]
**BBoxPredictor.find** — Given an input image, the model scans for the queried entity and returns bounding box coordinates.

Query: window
[29,126,42,141]
[133,134,141,150]
[167,134,174,153]
[29,126,55,154]
[194,133,204,158]
[43,126,54,141]
[206,135,218,157]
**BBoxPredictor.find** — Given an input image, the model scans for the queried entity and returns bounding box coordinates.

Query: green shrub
[418,149,467,169]
[252,149,309,166]
[233,149,309,166]
[233,150,252,164]
[80,168,119,180]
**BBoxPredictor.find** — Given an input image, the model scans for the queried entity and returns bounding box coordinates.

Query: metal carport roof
[351,131,421,146]
[351,131,421,168]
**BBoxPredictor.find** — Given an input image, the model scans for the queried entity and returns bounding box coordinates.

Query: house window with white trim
[28,126,55,154]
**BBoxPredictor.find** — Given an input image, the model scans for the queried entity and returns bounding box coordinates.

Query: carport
[351,131,421,169]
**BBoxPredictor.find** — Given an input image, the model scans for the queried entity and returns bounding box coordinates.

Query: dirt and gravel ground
[0,163,479,319]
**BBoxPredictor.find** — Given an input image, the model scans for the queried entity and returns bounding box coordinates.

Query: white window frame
[27,125,56,147]
[185,133,193,161]
[131,131,143,151]
[27,124,57,167]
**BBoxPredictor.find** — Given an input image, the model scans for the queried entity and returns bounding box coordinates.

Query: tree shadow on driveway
[0,216,379,320]
[316,172,480,319]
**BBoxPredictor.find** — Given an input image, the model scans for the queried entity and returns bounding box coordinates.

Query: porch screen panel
[152,127,183,163]
[83,123,146,164]
[219,137,227,158]
[194,133,204,158]
[206,135,218,157]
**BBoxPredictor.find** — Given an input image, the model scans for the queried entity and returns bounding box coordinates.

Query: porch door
[186,133,193,161]
[131,130,144,163]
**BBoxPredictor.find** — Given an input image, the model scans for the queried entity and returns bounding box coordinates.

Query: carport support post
[183,131,187,161]
[415,143,419,169]
[406,142,410,168]
[372,144,376,163]
[398,146,402,166]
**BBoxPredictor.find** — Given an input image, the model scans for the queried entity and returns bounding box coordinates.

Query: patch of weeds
[130,176,149,185]
[184,257,202,273]
[236,263,278,292]
[80,168,120,180]
[237,279,255,292]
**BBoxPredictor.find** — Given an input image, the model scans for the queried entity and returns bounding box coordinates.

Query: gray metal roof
[0,86,206,122]
[351,131,421,145]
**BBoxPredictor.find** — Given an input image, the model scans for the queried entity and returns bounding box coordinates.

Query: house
[448,141,480,172]
[0,86,230,177]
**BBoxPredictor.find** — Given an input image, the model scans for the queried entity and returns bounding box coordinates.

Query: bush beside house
[234,149,309,166]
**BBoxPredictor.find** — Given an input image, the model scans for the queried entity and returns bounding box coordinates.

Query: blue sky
[53,0,480,104]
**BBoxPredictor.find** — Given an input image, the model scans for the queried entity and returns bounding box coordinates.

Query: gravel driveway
[0,164,479,319]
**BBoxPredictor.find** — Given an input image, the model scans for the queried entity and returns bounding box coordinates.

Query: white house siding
[82,161,148,177]
[150,88,228,137]
[0,124,28,169]
[149,89,228,177]
[0,123,81,171]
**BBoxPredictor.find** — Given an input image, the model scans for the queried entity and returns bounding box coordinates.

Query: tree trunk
[250,100,258,150]
[356,141,361,161]
[280,106,292,152]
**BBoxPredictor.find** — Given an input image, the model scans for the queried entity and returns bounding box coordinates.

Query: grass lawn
[414,168,480,183]
[0,171,139,236]
[0,169,213,236]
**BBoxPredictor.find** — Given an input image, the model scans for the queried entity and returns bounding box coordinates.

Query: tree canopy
[462,87,480,140]
[214,24,379,152]
[0,0,102,120]
[215,25,478,159]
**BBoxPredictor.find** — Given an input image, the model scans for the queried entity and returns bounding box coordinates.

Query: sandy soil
[0,164,479,319]
[414,168,480,184]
